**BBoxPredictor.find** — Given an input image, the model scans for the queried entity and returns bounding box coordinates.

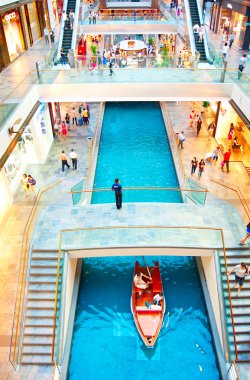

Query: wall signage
[3,12,17,23]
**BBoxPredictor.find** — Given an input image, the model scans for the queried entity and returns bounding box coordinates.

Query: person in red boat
[134,272,152,290]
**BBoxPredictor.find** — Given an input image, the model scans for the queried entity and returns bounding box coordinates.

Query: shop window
[2,10,25,62]
[27,1,41,43]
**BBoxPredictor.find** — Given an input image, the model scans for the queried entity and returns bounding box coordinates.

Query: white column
[46,0,56,30]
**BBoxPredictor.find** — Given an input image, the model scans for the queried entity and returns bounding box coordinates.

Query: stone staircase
[219,248,250,363]
[21,249,64,365]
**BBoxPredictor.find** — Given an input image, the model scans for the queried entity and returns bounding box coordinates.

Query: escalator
[61,0,77,62]
[188,0,206,62]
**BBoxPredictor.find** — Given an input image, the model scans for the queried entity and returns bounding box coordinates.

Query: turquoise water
[92,102,182,204]
[68,256,219,380]
[68,102,219,379]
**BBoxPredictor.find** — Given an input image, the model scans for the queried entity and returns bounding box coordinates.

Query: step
[223,283,250,292]
[28,283,57,292]
[23,335,53,345]
[24,326,53,335]
[228,325,250,334]
[229,334,250,342]
[220,257,250,266]
[26,309,55,317]
[21,355,53,365]
[30,260,58,267]
[32,251,58,259]
[226,307,250,316]
[25,318,54,327]
[27,293,56,301]
[229,298,250,307]
[29,276,58,283]
[27,302,54,310]
[29,267,57,276]
[22,345,51,354]
[234,315,250,324]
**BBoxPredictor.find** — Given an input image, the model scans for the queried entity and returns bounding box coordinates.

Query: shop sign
[36,103,46,134]
[3,11,17,23]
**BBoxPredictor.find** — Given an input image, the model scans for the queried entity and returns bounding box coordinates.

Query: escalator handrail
[71,0,81,51]
[195,0,212,63]
[56,0,69,62]
[183,0,196,58]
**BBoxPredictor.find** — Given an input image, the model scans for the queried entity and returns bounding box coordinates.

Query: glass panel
[61,226,223,251]
[186,178,207,205]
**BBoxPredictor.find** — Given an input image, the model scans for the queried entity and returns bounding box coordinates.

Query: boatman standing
[111,178,122,210]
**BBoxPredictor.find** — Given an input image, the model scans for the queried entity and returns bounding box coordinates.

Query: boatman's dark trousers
[115,192,122,209]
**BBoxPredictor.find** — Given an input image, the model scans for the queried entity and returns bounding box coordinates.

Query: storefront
[2,103,53,202]
[1,9,25,62]
[211,101,250,164]
[0,0,47,69]
[209,0,250,50]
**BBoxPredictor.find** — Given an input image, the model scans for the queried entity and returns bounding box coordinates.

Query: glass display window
[27,1,41,43]
[4,126,34,193]
[2,10,25,62]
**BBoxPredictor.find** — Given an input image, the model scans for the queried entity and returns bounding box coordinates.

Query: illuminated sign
[227,3,233,8]
[4,11,17,23]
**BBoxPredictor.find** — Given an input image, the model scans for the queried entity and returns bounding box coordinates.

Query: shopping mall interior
[0,0,250,379]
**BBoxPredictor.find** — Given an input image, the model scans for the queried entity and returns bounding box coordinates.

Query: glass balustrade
[0,65,249,131]
[60,226,223,251]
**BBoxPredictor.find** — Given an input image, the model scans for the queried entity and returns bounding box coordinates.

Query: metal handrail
[210,179,250,221]
[221,230,238,361]
[51,225,238,364]
[70,186,208,194]
[9,179,63,367]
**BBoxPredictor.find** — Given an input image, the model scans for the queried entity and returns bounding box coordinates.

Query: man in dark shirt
[111,178,122,209]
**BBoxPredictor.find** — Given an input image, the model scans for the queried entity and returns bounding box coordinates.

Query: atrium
[0,0,249,379]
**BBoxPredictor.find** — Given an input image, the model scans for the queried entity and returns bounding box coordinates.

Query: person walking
[44,27,49,44]
[60,151,70,172]
[227,262,249,295]
[238,54,247,79]
[27,174,36,195]
[198,159,205,178]
[62,10,67,29]
[220,32,226,48]
[82,108,89,125]
[193,23,199,43]
[89,11,92,24]
[70,149,78,170]
[177,131,185,149]
[196,117,202,136]
[111,178,122,210]
[240,222,250,245]
[191,157,198,175]
[71,107,78,125]
[50,30,55,44]
[60,48,66,65]
[61,121,68,142]
[222,42,228,59]
[212,146,220,163]
[222,149,231,173]
[229,32,235,48]
[65,113,71,131]
[93,12,97,24]
[69,10,74,30]
[22,174,29,197]
[198,25,204,42]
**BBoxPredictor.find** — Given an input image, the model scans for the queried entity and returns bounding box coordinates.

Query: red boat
[131,261,165,348]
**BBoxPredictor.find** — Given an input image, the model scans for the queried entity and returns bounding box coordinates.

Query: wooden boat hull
[131,261,165,348]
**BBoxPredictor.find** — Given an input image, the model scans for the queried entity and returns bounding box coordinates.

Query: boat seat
[136,306,162,311]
